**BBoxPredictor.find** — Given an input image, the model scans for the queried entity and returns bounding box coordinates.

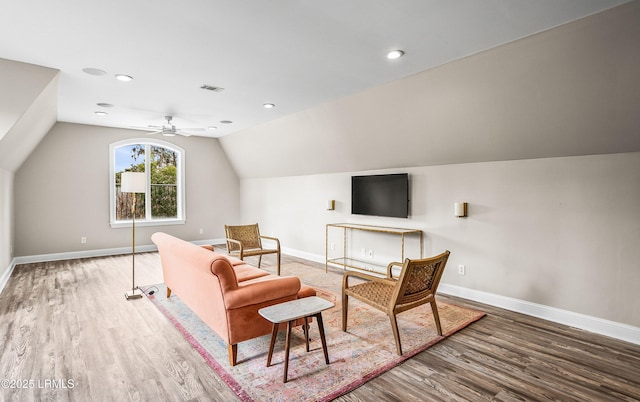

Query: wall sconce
[454,202,468,218]
[326,200,335,211]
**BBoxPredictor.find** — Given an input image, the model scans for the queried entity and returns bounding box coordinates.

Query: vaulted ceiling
[0,0,629,137]
[1,0,638,178]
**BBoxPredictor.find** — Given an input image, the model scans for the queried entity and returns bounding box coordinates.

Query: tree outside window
[110,139,185,227]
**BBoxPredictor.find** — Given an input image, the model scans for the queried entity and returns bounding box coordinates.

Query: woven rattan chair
[342,250,451,355]
[225,224,281,276]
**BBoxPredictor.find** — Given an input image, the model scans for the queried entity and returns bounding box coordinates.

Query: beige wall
[241,152,640,328]
[223,2,640,336]
[0,169,13,279]
[13,122,240,256]
[5,2,639,343]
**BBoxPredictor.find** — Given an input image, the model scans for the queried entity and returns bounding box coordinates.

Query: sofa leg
[228,344,238,366]
[166,287,172,298]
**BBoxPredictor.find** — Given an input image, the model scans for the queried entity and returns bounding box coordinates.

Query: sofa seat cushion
[233,263,270,282]
[298,284,316,299]
[227,256,246,266]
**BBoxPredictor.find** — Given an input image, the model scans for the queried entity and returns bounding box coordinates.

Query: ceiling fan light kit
[145,116,205,137]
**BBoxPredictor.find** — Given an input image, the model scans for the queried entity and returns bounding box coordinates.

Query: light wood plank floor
[1,251,639,401]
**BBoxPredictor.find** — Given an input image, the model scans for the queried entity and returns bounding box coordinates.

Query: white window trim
[109,138,186,228]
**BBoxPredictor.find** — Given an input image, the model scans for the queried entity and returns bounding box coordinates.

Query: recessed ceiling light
[115,74,134,82]
[96,102,114,108]
[83,67,106,76]
[386,50,405,60]
[207,126,218,131]
[220,120,233,124]
[263,103,275,109]
[94,111,108,116]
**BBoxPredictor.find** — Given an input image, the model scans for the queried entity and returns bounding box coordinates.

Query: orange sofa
[151,232,316,366]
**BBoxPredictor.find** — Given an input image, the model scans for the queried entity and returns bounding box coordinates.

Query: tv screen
[351,173,409,218]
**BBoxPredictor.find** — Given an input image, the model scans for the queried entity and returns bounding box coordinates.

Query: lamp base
[125,288,144,300]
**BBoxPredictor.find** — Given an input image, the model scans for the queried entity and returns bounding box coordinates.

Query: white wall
[240,152,640,328]
[13,122,240,256]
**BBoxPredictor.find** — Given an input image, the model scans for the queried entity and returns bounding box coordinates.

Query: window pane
[150,145,177,219]
[115,144,146,220]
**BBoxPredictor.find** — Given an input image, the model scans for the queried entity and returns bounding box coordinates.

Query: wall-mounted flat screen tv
[351,173,409,218]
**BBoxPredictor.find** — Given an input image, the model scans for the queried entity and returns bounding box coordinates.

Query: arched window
[109,139,185,227]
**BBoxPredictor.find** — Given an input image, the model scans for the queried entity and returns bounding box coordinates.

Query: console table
[325,223,423,275]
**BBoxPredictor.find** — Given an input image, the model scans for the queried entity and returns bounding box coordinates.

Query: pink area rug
[144,262,485,401]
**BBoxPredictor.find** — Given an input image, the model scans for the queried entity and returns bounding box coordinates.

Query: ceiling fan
[145,116,204,137]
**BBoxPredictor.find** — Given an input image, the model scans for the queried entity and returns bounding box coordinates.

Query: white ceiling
[0,0,629,138]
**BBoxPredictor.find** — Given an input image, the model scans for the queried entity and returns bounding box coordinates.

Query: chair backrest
[392,251,450,307]
[225,224,263,251]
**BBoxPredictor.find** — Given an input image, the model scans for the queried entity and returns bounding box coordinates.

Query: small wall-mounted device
[326,199,335,210]
[454,202,468,218]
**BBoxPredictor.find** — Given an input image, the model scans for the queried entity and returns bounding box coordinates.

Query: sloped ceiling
[0,1,637,178]
[220,1,640,179]
[0,0,629,138]
[0,59,59,172]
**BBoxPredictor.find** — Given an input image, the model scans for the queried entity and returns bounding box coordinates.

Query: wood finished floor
[1,251,639,401]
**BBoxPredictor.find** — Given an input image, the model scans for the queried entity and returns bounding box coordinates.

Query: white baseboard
[285,248,640,346]
[282,246,326,265]
[0,259,16,295]
[5,244,639,346]
[8,238,224,266]
[12,245,158,265]
[438,283,640,346]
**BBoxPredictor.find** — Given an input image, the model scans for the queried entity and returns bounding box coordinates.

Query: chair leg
[389,313,403,355]
[342,293,348,331]
[430,300,443,336]
[258,255,263,268]
[276,251,281,276]
[166,287,172,298]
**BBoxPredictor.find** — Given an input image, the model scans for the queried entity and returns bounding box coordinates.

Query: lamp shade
[121,172,146,193]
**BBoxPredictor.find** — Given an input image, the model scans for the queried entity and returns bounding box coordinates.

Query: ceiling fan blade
[146,130,162,135]
[130,125,157,130]
[176,130,191,137]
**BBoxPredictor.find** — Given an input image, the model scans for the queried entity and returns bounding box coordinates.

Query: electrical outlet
[458,264,465,275]
[367,250,374,258]
[199,228,204,234]
[81,236,87,244]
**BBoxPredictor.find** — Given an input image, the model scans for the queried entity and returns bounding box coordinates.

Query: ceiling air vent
[200,84,224,92]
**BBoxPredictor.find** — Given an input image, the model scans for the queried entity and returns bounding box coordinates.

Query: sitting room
[1,1,639,401]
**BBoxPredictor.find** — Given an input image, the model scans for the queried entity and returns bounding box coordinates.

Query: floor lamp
[121,171,146,300]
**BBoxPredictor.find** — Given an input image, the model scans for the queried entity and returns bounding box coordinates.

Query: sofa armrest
[224,276,301,310]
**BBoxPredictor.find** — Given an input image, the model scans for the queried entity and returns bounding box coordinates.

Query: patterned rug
[143,262,485,401]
